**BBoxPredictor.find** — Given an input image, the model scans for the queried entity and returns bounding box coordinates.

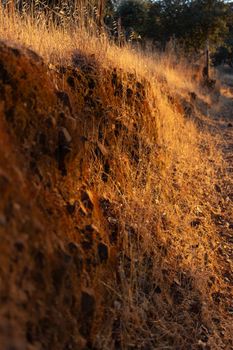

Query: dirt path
[209,66,233,323]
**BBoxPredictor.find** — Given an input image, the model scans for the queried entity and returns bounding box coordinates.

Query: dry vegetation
[0,4,232,350]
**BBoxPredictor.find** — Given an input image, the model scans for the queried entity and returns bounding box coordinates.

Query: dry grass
[0,4,198,90]
[0,4,231,349]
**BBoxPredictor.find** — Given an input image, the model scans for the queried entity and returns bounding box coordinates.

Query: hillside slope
[0,34,232,350]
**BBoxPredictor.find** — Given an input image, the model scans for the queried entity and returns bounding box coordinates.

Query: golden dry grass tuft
[0,5,232,350]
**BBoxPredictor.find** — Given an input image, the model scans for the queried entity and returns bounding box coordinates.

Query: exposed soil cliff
[0,40,154,349]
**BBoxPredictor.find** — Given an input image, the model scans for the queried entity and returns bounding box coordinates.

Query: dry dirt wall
[0,40,126,350]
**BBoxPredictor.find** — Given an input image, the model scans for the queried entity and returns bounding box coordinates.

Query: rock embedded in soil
[67,75,75,89]
[58,127,72,145]
[80,290,96,337]
[66,202,76,215]
[80,190,94,211]
[97,242,108,263]
[56,90,72,112]
[67,241,80,254]
[154,286,162,294]
[14,241,25,252]
[58,112,77,132]
[189,297,202,314]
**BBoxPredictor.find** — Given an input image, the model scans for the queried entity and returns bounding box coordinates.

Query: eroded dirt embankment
[0,40,233,350]
[0,40,115,349]
[0,40,152,349]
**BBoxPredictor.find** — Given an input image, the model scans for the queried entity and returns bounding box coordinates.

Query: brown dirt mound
[0,40,117,350]
[0,40,153,350]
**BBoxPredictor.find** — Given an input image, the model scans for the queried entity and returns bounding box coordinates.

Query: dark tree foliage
[187,0,229,50]
[212,2,233,66]
[145,1,163,43]
[116,0,149,37]
[115,0,231,53]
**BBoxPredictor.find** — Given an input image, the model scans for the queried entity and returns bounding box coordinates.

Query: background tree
[115,0,230,53]
[212,1,233,65]
[186,0,230,51]
[145,1,163,44]
[116,0,149,38]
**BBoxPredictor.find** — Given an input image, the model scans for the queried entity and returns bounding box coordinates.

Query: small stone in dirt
[189,91,197,100]
[56,90,72,110]
[126,88,133,99]
[64,116,77,132]
[81,191,94,211]
[80,135,88,143]
[81,239,93,250]
[81,227,93,250]
[52,266,66,292]
[98,242,108,263]
[67,75,75,89]
[154,286,162,294]
[80,291,95,333]
[199,325,209,342]
[197,340,210,349]
[26,321,35,343]
[54,144,70,176]
[84,225,95,233]
[220,330,225,338]
[97,141,108,157]
[46,116,56,128]
[114,300,121,310]
[66,202,76,215]
[67,242,80,254]
[14,241,25,252]
[102,161,110,183]
[88,77,96,90]
[33,249,45,269]
[73,254,83,274]
[32,271,45,287]
[59,127,72,145]
[212,317,220,325]
[189,297,202,314]
[59,112,77,132]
